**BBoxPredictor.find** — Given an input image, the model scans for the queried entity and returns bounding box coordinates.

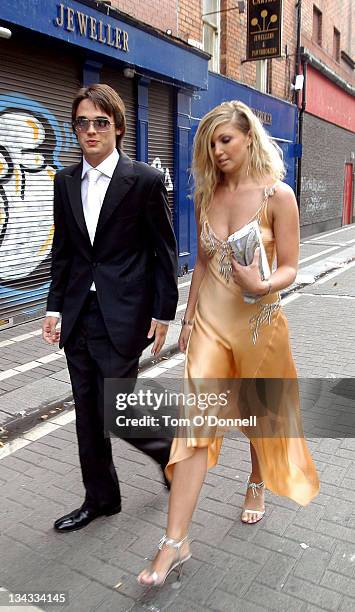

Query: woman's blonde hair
[192,100,285,216]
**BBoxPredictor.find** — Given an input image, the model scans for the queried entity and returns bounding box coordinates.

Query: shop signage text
[54,3,129,52]
[246,0,282,61]
[251,108,272,125]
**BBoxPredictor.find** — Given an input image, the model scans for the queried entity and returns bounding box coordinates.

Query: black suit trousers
[64,292,171,510]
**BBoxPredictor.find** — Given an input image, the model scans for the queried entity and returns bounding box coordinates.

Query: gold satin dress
[166,185,319,506]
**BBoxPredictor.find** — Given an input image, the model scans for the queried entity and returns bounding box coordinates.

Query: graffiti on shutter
[150,157,173,192]
[0,94,77,307]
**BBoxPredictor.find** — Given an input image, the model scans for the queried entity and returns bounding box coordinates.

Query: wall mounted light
[0,27,12,39]
[123,67,135,79]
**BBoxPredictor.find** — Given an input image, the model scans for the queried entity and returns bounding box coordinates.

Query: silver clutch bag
[227,221,270,304]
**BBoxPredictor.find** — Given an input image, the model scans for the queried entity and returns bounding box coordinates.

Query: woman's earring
[246,146,250,177]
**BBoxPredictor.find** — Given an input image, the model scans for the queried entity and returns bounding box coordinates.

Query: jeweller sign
[54,3,129,52]
[246,0,282,61]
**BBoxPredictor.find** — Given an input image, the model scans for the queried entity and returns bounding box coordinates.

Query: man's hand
[147,320,169,355]
[42,316,60,345]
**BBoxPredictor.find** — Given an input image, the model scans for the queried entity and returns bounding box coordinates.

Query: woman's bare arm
[183,210,208,320]
[230,182,299,295]
[267,182,300,292]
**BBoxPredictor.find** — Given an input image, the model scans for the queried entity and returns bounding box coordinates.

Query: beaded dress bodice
[199,184,280,343]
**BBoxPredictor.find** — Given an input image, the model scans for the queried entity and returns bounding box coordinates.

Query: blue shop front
[182,74,298,269]
[0,0,297,325]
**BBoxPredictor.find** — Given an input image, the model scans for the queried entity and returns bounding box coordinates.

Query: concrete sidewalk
[1,223,355,440]
[1,261,355,610]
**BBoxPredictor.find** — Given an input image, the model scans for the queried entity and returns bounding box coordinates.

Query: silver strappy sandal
[137,533,191,587]
[241,476,265,524]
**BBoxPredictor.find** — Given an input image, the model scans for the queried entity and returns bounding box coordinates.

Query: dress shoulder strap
[264,182,278,198]
[259,182,278,226]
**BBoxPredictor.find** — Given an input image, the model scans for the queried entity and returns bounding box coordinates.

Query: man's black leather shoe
[54,504,121,532]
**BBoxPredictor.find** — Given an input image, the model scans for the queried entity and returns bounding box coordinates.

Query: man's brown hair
[72,83,126,148]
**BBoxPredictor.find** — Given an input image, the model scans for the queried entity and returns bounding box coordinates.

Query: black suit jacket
[47,151,178,357]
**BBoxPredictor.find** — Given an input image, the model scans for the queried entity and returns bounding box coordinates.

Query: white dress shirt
[46,149,169,325]
[82,148,119,290]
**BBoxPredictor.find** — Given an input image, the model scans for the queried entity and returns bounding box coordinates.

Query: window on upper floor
[333,27,340,62]
[202,0,220,72]
[312,5,322,46]
[256,60,269,94]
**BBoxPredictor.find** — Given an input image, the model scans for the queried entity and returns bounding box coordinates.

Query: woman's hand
[179,324,193,353]
[231,248,267,296]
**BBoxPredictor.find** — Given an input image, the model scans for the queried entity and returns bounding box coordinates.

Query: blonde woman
[137,101,319,586]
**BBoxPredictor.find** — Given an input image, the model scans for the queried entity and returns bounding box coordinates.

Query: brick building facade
[301,0,354,83]
[106,0,299,102]
[105,0,354,234]
[100,0,202,41]
[106,0,354,100]
[299,0,355,234]
[218,0,298,102]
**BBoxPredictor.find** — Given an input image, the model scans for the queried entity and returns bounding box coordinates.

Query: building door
[342,162,354,225]
[0,36,81,325]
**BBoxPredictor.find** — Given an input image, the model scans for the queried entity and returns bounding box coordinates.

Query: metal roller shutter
[101,66,136,160]
[0,37,81,324]
[148,82,174,215]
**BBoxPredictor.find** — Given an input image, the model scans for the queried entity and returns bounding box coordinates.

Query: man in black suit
[42,84,178,532]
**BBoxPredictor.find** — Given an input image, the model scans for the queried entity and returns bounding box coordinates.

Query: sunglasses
[73,117,115,132]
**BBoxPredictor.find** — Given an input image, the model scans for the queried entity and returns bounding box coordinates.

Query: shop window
[312,5,322,46]
[333,28,340,62]
[202,0,220,72]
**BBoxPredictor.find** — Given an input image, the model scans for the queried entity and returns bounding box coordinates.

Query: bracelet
[181,317,194,327]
